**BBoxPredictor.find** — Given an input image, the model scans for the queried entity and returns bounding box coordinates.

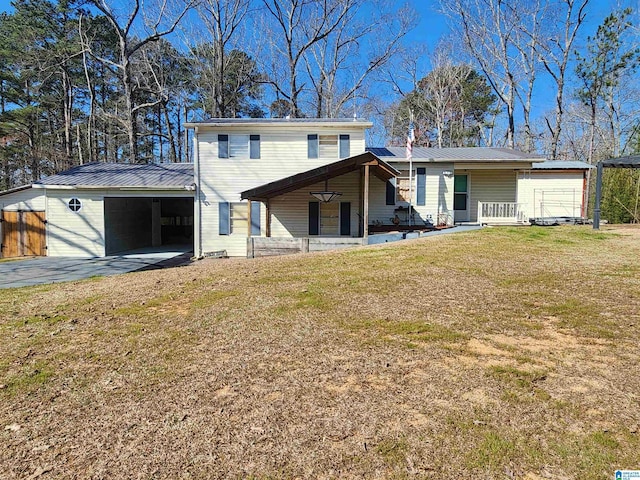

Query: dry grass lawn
[1,225,639,479]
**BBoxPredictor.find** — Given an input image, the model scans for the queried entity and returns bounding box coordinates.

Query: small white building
[1,163,194,258]
[0,119,593,259]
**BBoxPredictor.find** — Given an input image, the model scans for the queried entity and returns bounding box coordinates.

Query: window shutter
[219,202,230,235]
[251,201,261,235]
[386,179,396,205]
[339,134,350,158]
[250,135,260,159]
[308,134,318,159]
[308,202,320,235]
[417,167,426,206]
[340,202,351,236]
[218,134,229,158]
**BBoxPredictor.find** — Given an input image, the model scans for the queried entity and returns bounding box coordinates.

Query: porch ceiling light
[310,191,343,203]
[310,179,342,203]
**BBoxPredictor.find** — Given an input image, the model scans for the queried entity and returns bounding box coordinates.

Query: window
[320,201,339,235]
[219,201,261,235]
[308,134,349,159]
[68,198,82,212]
[230,202,248,233]
[309,201,349,236]
[396,175,411,203]
[218,134,260,159]
[319,135,338,158]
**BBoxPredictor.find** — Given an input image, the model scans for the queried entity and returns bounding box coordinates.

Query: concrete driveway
[0,247,192,289]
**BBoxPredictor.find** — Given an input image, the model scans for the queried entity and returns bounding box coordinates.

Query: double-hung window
[218,134,260,159]
[308,134,350,159]
[219,201,261,235]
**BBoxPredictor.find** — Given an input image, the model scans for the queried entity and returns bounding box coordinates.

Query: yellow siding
[46,190,105,257]
[467,170,518,222]
[270,171,361,237]
[197,124,368,256]
[517,171,585,219]
[0,188,45,211]
[368,162,454,227]
[47,189,194,257]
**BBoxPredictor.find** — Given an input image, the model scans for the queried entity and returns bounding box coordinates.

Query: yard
[1,225,639,479]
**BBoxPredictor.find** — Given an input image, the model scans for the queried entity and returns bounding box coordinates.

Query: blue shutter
[251,201,261,235]
[308,134,318,159]
[219,202,230,235]
[386,179,396,205]
[250,135,260,159]
[339,134,350,158]
[340,202,351,236]
[309,202,320,235]
[417,168,426,206]
[218,134,229,158]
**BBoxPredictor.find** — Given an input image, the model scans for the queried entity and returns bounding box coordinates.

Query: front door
[454,174,469,222]
[1,210,46,258]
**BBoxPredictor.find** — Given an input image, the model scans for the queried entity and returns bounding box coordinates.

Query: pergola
[593,155,640,229]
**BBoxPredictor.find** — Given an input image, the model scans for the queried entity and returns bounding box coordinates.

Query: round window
[68,198,82,212]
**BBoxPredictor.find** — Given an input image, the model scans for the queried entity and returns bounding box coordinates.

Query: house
[0,118,593,259]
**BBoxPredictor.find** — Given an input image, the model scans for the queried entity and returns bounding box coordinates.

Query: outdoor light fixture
[442,170,454,177]
[310,179,342,203]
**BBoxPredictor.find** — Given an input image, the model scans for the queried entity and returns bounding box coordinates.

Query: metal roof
[532,160,594,170]
[241,152,398,200]
[35,162,194,188]
[601,155,640,168]
[185,117,373,127]
[0,184,34,197]
[367,146,546,162]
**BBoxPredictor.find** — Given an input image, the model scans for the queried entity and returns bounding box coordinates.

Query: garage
[104,197,194,255]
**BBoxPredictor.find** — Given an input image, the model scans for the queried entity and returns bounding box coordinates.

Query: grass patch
[375,437,409,467]
[466,431,516,469]
[1,225,639,477]
[2,361,54,396]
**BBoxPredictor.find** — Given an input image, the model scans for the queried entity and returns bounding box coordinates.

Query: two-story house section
[185,118,399,257]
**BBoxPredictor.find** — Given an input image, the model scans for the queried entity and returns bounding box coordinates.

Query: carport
[104,196,194,255]
[593,155,640,229]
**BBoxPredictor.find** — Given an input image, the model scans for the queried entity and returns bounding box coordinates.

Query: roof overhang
[601,155,640,168]
[33,184,196,191]
[241,152,398,201]
[0,184,33,197]
[185,119,373,129]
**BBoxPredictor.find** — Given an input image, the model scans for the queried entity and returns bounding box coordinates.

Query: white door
[454,174,469,222]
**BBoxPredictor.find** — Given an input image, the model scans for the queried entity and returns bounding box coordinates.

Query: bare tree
[190,0,250,118]
[303,0,415,118]
[440,0,521,148]
[85,0,195,163]
[258,0,357,117]
[535,0,590,160]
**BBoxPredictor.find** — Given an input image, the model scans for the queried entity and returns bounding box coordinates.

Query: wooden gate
[1,210,46,258]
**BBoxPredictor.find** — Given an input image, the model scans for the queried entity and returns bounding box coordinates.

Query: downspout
[194,127,203,257]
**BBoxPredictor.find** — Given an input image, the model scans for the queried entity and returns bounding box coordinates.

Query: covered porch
[241,152,400,257]
[453,167,528,225]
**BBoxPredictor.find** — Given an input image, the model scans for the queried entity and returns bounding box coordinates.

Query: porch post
[363,164,370,240]
[266,199,271,237]
[247,200,252,237]
[593,161,603,230]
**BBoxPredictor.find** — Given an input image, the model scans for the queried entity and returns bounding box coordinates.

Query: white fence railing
[478,202,528,225]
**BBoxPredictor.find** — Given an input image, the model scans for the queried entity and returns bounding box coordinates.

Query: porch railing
[478,202,528,225]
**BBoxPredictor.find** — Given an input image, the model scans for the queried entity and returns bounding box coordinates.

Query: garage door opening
[104,197,193,256]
